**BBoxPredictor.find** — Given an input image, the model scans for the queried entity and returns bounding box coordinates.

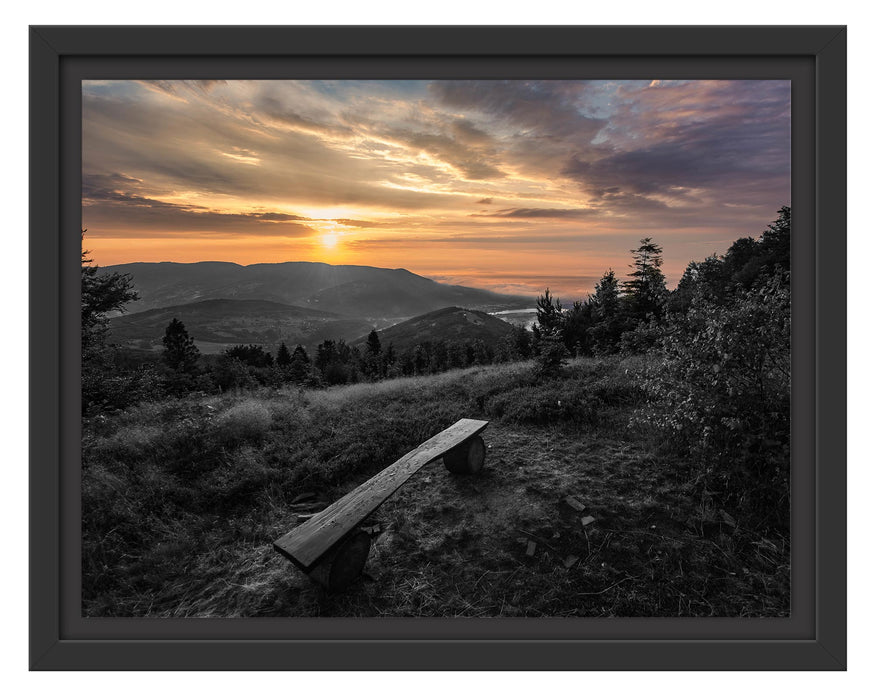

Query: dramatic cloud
[82,79,790,298]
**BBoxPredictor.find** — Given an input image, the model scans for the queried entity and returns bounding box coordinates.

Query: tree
[276,342,292,367]
[534,327,567,376]
[592,269,621,321]
[81,233,141,412]
[289,345,312,383]
[534,288,564,339]
[759,205,790,273]
[225,344,273,368]
[82,236,138,358]
[511,325,533,359]
[584,269,625,353]
[366,329,382,357]
[623,238,667,320]
[162,318,200,375]
[668,206,791,317]
[532,289,567,376]
[365,329,383,378]
[382,342,397,375]
[413,344,428,374]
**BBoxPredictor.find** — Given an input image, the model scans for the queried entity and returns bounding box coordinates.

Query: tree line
[522,206,790,528]
[82,206,790,426]
[155,321,536,397]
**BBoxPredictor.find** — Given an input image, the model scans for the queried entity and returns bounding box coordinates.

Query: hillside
[105,261,530,320]
[108,298,374,352]
[355,306,517,353]
[81,358,790,617]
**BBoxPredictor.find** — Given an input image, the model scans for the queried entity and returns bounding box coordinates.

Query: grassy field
[82,357,789,617]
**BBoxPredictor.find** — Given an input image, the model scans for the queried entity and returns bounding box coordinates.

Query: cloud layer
[82,79,790,298]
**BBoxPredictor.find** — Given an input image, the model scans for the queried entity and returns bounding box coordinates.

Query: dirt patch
[257,424,788,617]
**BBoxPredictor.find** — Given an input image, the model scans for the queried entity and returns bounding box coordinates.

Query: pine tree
[290,345,311,382]
[366,329,382,357]
[532,289,567,375]
[623,238,667,319]
[383,342,397,374]
[276,342,292,367]
[365,329,383,378]
[512,325,533,359]
[292,345,310,366]
[592,269,621,320]
[162,318,200,375]
[534,288,564,338]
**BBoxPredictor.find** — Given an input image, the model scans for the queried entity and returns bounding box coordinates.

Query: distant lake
[490,308,536,327]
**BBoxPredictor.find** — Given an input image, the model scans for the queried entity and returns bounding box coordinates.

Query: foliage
[81,234,142,414]
[533,328,568,377]
[635,270,790,530]
[275,342,292,367]
[225,344,274,368]
[532,289,567,376]
[210,356,259,392]
[669,206,790,314]
[214,400,273,443]
[533,288,564,339]
[161,318,201,395]
[623,237,667,321]
[366,329,382,357]
[81,241,139,357]
[583,269,625,354]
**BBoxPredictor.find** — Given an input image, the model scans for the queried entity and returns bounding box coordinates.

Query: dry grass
[82,357,789,617]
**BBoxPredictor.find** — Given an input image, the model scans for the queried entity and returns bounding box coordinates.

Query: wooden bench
[273,418,489,591]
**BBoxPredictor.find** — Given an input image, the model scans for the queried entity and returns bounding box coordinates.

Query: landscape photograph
[81,78,791,617]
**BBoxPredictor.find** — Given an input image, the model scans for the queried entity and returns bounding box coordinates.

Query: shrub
[211,357,258,392]
[82,358,167,415]
[619,318,666,354]
[634,271,790,531]
[485,380,598,426]
[214,400,273,443]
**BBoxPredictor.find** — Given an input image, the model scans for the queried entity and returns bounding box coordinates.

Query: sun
[321,233,338,248]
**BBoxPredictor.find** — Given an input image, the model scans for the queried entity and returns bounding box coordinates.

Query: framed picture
[30,25,846,670]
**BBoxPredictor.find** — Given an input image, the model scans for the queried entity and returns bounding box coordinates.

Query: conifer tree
[366,329,382,357]
[162,318,200,375]
[81,234,138,358]
[623,238,667,319]
[276,342,292,367]
[534,288,564,338]
[81,231,141,411]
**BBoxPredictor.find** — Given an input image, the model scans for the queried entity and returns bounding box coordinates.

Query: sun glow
[321,233,339,248]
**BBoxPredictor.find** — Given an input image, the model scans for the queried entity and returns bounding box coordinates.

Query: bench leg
[307,529,371,592]
[443,435,486,475]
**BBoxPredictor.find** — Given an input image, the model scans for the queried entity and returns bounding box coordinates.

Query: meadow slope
[82,358,789,617]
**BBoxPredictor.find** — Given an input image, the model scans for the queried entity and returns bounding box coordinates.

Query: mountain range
[106,261,532,352]
[108,298,374,354]
[106,261,528,320]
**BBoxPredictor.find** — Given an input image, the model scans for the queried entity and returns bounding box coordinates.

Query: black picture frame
[29,25,846,671]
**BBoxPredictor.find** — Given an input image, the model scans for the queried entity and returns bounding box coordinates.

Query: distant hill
[105,261,530,322]
[108,298,374,353]
[355,306,517,354]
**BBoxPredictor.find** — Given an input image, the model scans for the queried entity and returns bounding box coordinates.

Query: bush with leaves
[635,270,790,531]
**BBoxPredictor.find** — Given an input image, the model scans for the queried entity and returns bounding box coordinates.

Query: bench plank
[274,418,488,571]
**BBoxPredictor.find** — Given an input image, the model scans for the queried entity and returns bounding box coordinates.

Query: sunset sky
[82,79,790,299]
